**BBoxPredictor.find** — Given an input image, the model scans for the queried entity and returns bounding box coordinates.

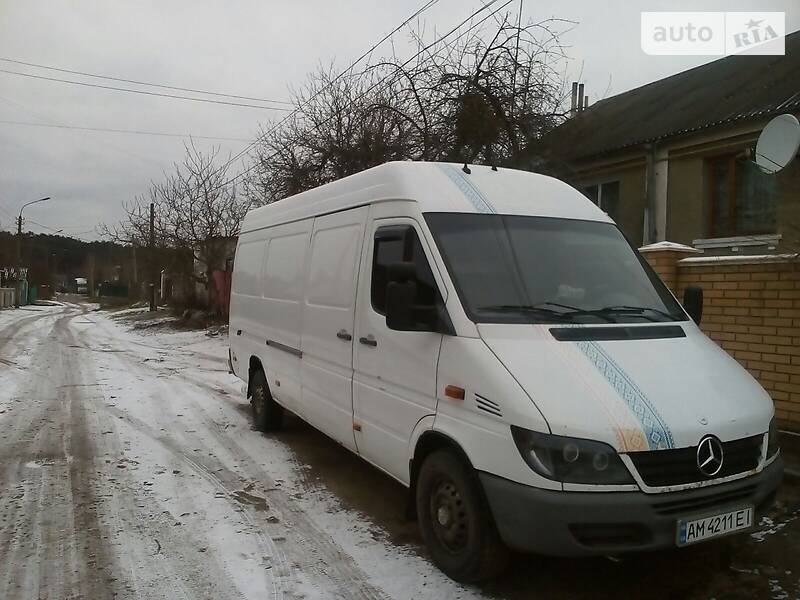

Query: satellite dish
[755,113,800,174]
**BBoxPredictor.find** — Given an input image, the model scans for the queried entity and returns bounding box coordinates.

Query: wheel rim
[429,478,469,554]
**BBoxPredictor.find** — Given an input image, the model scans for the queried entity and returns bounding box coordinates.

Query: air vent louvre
[475,393,502,418]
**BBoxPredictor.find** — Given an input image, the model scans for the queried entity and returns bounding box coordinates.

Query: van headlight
[767,418,780,458]
[510,426,634,484]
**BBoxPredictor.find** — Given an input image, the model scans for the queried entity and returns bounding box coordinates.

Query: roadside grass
[100,300,228,336]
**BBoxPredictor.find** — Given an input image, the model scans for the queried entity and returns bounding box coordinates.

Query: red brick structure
[641,243,800,430]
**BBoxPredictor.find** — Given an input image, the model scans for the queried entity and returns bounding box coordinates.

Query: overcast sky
[0,0,797,241]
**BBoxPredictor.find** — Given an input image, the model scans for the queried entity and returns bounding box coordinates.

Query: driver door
[352,215,447,484]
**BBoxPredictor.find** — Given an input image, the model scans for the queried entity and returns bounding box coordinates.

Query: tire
[416,449,510,582]
[250,368,284,432]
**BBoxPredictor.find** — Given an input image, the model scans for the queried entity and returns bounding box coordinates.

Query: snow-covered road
[0,301,479,600]
[2,300,799,600]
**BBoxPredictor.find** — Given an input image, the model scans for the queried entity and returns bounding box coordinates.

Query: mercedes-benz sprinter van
[229,161,782,581]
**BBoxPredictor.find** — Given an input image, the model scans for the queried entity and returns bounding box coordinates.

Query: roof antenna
[462,163,471,174]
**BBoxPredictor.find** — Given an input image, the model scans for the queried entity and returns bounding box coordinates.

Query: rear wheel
[416,449,510,582]
[250,368,284,432]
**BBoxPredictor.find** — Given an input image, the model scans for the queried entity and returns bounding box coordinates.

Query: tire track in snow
[0,307,118,599]
[77,313,392,600]
[0,304,254,600]
[63,308,261,600]
[103,400,390,600]
[71,316,287,599]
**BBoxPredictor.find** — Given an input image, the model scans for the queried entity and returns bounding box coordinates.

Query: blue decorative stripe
[438,164,496,214]
[576,340,675,450]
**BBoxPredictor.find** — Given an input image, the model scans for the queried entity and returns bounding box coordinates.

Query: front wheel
[416,449,510,582]
[250,369,284,432]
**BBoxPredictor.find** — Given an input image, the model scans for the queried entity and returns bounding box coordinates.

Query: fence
[641,242,800,431]
[0,288,14,308]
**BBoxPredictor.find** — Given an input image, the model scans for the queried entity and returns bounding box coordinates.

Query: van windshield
[424,213,687,325]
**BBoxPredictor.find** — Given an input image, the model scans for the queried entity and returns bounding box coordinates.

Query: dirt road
[0,300,798,600]
[0,302,396,600]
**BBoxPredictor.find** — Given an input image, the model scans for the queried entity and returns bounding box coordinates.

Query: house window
[707,154,777,237]
[583,181,620,222]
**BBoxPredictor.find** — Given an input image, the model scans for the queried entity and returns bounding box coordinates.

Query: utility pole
[149,202,156,312]
[15,214,22,308]
[14,196,51,308]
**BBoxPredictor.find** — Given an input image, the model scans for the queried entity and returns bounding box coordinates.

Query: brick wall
[641,244,800,430]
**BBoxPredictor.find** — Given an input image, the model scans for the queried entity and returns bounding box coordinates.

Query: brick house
[542,30,800,254]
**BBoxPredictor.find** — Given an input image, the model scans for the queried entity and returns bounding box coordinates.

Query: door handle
[336,329,352,341]
[359,336,377,347]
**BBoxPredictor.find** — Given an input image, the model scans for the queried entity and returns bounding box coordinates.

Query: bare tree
[104,142,249,293]
[244,65,418,204]
[245,13,574,205]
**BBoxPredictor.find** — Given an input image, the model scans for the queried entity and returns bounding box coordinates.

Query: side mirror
[683,286,703,325]
[386,262,418,331]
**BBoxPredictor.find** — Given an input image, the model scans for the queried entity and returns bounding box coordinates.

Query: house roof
[543,30,800,162]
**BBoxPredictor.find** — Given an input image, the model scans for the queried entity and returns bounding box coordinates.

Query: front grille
[628,435,763,488]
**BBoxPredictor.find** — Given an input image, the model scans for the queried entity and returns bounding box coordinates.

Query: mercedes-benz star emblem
[697,435,724,477]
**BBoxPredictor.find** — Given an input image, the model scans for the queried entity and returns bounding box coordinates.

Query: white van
[229,161,782,581]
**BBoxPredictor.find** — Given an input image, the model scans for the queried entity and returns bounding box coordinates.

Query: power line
[0,68,292,111]
[217,0,510,191]
[50,224,98,230]
[205,0,463,189]
[29,221,94,231]
[0,119,252,142]
[24,219,95,241]
[0,57,293,106]
[25,218,62,233]
[0,201,15,220]
[0,93,173,169]
[4,194,100,238]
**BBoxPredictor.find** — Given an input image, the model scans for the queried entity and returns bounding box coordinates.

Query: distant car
[229,161,782,581]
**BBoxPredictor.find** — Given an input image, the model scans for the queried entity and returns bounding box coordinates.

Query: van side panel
[261,226,310,348]
[231,219,312,414]
[299,207,369,452]
[230,234,267,382]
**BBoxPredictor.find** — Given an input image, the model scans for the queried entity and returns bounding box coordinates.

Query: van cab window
[425,213,687,325]
[371,226,439,315]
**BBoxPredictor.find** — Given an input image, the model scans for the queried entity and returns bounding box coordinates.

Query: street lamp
[15,196,51,308]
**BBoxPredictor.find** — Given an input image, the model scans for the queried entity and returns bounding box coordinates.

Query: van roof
[241,161,611,232]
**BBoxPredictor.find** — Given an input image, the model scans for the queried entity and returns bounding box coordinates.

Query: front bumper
[479,456,783,556]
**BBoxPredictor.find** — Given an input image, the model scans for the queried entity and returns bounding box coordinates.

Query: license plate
[677,506,753,546]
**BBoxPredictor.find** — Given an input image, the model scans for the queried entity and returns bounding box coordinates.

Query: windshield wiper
[478,302,680,324]
[596,305,680,322]
[476,304,577,322]
[477,303,679,323]
[543,302,679,322]
[477,303,619,323]
[536,302,617,323]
